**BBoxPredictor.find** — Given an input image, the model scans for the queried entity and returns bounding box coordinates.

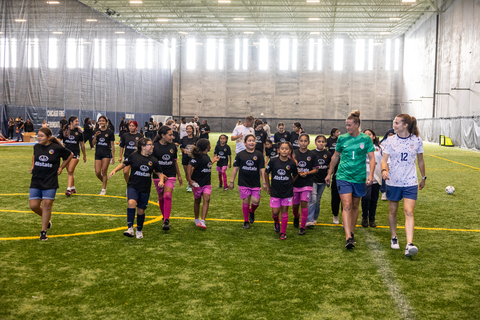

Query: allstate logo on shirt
[49,149,54,154]
[162,154,170,161]
[286,165,291,170]
[39,155,49,162]
[280,138,285,142]
[219,151,224,156]
[278,169,286,176]
[253,156,258,161]
[129,141,135,146]
[105,134,109,137]
[207,162,212,168]
[148,161,153,166]
[360,143,364,149]
[299,161,307,167]
[306,156,311,161]
[318,159,325,165]
[69,135,75,140]
[246,160,254,166]
[99,138,105,143]
[140,165,149,172]
[323,154,328,159]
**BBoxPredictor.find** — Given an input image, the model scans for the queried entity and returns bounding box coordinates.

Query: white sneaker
[123,227,134,237]
[136,230,143,239]
[197,220,207,229]
[405,243,418,257]
[187,186,192,192]
[305,221,315,227]
[99,189,106,196]
[194,218,200,225]
[333,216,339,224]
[391,236,400,249]
[381,193,387,201]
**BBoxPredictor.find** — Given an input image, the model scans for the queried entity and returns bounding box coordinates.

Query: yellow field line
[0,209,157,219]
[427,154,480,170]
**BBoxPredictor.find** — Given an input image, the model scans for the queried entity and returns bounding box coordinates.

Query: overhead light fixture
[233,18,245,21]
[52,31,63,34]
[115,31,125,34]
[253,42,260,45]
[178,31,188,34]
[244,31,254,34]
[307,0,320,2]
[196,43,203,45]
[218,0,231,3]
[157,18,168,22]
[15,19,27,22]
[310,32,320,35]
[309,18,320,21]
[86,19,97,22]
[402,0,416,2]
[83,42,91,44]
[379,32,391,35]
[389,17,401,21]
[46,1,60,4]
[129,0,142,3]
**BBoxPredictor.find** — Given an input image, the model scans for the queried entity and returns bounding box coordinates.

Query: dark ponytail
[153,125,172,143]
[192,138,210,158]
[38,127,61,145]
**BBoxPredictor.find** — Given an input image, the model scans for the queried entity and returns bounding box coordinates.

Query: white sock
[71,186,75,189]
[195,218,200,224]
[67,187,72,191]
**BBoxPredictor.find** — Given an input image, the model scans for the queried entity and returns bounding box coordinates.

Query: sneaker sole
[391,245,400,249]
[162,226,170,230]
[345,242,355,249]
[405,247,418,257]
[136,235,143,239]
[40,237,48,241]
[123,232,134,237]
[197,224,207,229]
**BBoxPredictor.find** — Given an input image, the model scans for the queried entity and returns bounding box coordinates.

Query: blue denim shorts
[29,188,57,200]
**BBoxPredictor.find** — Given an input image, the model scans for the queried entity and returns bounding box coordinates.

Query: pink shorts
[153,177,177,194]
[216,166,228,172]
[193,185,212,199]
[270,197,293,208]
[293,186,313,205]
[238,186,261,200]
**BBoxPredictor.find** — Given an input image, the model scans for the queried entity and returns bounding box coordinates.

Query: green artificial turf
[1,134,480,319]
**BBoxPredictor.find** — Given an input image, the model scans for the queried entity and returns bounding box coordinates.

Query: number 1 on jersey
[352,151,355,160]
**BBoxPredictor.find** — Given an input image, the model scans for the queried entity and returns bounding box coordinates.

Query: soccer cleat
[186,186,192,192]
[194,218,200,226]
[47,221,52,230]
[243,221,250,229]
[345,237,355,249]
[361,218,368,228]
[136,230,143,239]
[405,243,418,257]
[391,236,400,249]
[162,219,170,231]
[298,228,306,236]
[123,227,134,237]
[65,189,72,197]
[293,217,299,228]
[249,211,255,224]
[223,187,229,191]
[39,230,48,241]
[197,220,207,229]
[381,193,387,201]
[274,222,280,233]
[71,188,76,194]
[333,216,339,224]
[280,233,287,240]
[369,221,377,228]
[351,232,356,244]
[99,189,106,196]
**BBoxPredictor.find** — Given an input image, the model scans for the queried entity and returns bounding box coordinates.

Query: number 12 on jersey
[401,153,408,161]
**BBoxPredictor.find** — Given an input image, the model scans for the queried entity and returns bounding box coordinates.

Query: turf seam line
[427,154,480,170]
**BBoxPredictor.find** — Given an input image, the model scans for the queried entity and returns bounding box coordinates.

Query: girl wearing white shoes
[381,114,426,257]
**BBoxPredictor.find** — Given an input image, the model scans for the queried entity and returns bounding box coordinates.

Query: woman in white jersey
[381,114,426,257]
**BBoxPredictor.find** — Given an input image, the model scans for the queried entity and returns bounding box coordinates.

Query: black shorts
[127,187,150,210]
[182,155,192,166]
[95,153,112,160]
[72,154,80,160]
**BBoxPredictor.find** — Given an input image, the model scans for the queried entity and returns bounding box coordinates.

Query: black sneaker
[162,219,170,231]
[47,221,52,230]
[243,221,250,229]
[293,217,299,228]
[345,237,355,249]
[274,222,280,233]
[280,233,287,240]
[369,221,377,228]
[351,232,356,244]
[361,218,368,228]
[249,211,255,224]
[40,230,48,241]
[298,228,306,236]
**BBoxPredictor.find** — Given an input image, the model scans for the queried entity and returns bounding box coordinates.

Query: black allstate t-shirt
[190,154,213,187]
[312,149,331,184]
[94,129,115,157]
[180,135,197,161]
[254,129,268,153]
[233,150,265,188]
[123,152,162,194]
[265,146,277,159]
[120,133,143,159]
[30,143,72,190]
[152,141,178,178]
[173,131,180,145]
[59,128,84,155]
[291,132,304,150]
[326,137,338,173]
[199,124,210,139]
[214,144,231,167]
[265,157,298,198]
[274,131,291,144]
[293,149,319,188]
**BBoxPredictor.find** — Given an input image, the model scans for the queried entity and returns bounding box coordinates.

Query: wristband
[230,181,234,184]
[382,169,387,172]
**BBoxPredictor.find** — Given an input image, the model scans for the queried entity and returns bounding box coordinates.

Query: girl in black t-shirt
[93,116,115,195]
[83,118,94,150]
[326,127,341,224]
[119,121,143,182]
[109,138,164,239]
[291,122,304,150]
[213,134,232,190]
[265,139,277,163]
[274,122,291,145]
[186,139,219,229]
[152,126,183,231]
[29,128,73,241]
[229,134,266,229]
[181,125,197,192]
[264,141,298,240]
[59,116,86,197]
[254,119,267,156]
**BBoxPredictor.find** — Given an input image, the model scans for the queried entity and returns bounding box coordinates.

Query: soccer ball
[445,186,455,195]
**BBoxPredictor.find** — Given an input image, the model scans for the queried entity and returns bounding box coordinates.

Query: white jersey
[232,125,255,154]
[366,145,383,184]
[384,134,424,187]
[179,123,188,139]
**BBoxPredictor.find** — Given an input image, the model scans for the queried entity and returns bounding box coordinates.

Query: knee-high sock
[127,208,135,228]
[158,195,165,216]
[281,212,289,234]
[250,202,259,214]
[137,214,145,231]
[218,172,223,186]
[163,192,172,220]
[222,171,228,187]
[292,207,300,218]
[300,207,308,229]
[242,202,250,222]
[272,213,279,223]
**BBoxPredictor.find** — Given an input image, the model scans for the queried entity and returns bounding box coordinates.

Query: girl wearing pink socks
[264,141,298,240]
[152,126,183,231]
[229,134,266,229]
[214,134,232,191]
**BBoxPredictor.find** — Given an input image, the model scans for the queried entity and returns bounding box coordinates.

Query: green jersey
[335,133,375,184]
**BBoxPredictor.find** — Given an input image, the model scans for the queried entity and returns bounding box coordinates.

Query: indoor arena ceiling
[78,0,442,43]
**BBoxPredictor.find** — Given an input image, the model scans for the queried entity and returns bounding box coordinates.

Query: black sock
[127,208,135,228]
[137,214,145,231]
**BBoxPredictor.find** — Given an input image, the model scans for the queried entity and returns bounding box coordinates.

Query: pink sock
[300,207,308,229]
[222,171,228,187]
[242,203,250,222]
[272,213,279,223]
[293,207,299,218]
[281,212,289,234]
[218,172,223,186]
[158,195,165,215]
[163,192,172,220]
[250,202,259,214]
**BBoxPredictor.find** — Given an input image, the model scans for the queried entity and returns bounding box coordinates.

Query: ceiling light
[309,18,320,21]
[178,31,188,34]
[157,18,168,22]
[233,18,245,21]
[15,19,27,22]
[83,42,91,44]
[129,0,142,3]
[86,19,97,22]
[402,0,416,2]
[253,42,260,45]
[310,32,320,35]
[379,32,391,35]
[196,43,203,45]
[115,31,125,34]
[52,31,63,34]
[46,1,60,4]
[389,17,401,21]
[218,0,231,3]
[307,0,320,2]
[244,31,254,34]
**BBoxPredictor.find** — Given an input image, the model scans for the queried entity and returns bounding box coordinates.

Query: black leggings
[361,183,381,222]
[331,175,341,216]
[84,131,94,149]
[7,127,14,139]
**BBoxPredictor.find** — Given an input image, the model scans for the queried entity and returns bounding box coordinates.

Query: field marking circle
[0,193,162,241]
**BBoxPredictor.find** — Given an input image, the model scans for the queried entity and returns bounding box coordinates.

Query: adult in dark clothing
[83,118,94,150]
[25,119,34,133]
[107,119,115,132]
[326,127,341,224]
[8,118,15,139]
[59,117,68,130]
[119,117,126,138]
[199,120,211,140]
[16,117,24,142]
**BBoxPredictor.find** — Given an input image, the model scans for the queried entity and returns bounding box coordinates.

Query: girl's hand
[158,180,164,188]
[228,163,231,168]
[57,167,63,175]
[109,171,116,179]
[212,156,220,163]
[266,186,271,195]
[118,157,122,163]
[30,167,33,174]
[382,171,389,181]
[325,175,331,186]
[178,176,183,186]
[262,183,267,191]
[299,171,307,178]
[228,182,234,190]
[110,158,115,164]
[419,179,426,190]
[83,155,87,163]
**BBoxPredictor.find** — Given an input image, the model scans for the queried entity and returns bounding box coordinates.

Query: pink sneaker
[65,190,72,197]
[197,220,207,229]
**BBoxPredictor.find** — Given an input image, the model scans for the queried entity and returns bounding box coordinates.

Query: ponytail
[38,127,61,145]
[63,116,77,139]
[347,110,361,125]
[153,125,172,143]
[192,138,210,158]
[136,137,151,153]
[397,114,420,137]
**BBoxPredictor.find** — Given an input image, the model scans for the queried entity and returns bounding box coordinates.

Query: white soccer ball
[445,186,455,195]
